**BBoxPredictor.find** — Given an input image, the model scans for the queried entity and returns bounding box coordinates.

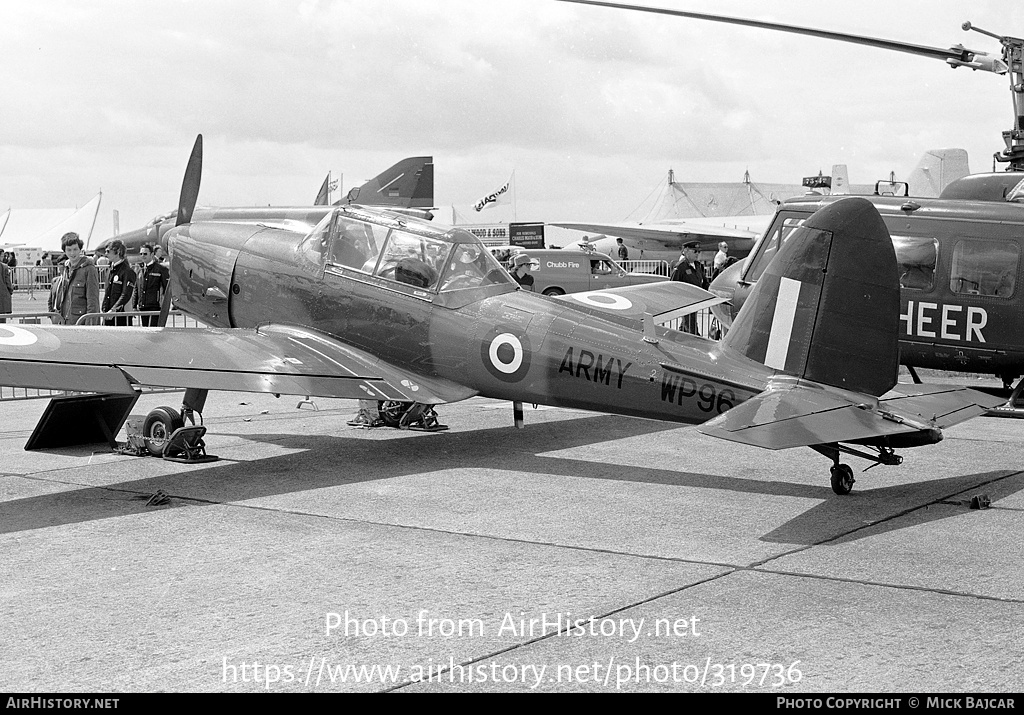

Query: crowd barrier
[619,259,671,276]
[7,265,121,293]
[659,308,724,340]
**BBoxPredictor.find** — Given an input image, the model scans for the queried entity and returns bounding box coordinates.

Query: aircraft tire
[829,463,855,495]
[542,287,565,296]
[143,406,185,457]
[378,400,408,428]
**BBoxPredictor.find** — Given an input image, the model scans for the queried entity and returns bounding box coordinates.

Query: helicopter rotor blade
[176,134,203,227]
[558,0,988,69]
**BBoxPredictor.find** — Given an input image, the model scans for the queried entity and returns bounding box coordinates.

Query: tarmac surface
[1,380,1022,694]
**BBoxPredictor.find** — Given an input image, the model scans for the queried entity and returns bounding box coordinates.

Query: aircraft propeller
[176,134,203,227]
[159,134,203,327]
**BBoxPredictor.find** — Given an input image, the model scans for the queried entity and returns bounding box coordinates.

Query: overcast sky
[1,0,1021,240]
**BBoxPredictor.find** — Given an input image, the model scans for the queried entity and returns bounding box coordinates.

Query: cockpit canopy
[299,207,514,292]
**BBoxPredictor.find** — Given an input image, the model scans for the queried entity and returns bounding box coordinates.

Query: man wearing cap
[510,252,537,291]
[671,240,708,334]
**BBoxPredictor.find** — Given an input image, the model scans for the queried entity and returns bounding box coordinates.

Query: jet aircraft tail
[905,148,970,198]
[344,156,434,209]
[721,197,900,397]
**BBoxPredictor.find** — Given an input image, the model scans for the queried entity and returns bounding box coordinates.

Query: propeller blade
[176,134,203,227]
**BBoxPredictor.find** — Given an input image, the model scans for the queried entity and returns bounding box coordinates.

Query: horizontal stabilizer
[553,282,726,323]
[699,379,998,451]
[699,382,907,450]
[880,383,1004,428]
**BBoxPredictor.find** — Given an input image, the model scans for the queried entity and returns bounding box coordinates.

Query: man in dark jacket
[670,241,708,335]
[133,242,170,326]
[101,239,136,326]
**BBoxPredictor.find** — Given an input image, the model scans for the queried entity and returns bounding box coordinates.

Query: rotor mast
[559,0,1024,171]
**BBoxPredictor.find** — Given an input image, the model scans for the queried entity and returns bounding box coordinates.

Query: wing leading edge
[0,323,476,404]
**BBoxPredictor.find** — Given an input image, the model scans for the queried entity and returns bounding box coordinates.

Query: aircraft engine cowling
[165,221,261,328]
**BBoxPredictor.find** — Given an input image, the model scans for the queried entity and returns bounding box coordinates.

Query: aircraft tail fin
[344,156,434,209]
[830,164,850,195]
[314,173,331,206]
[721,197,900,397]
[905,148,970,198]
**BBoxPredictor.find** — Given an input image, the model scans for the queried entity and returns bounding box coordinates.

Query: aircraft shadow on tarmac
[2,414,1020,548]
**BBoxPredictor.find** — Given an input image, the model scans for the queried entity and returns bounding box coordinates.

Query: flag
[474,174,513,212]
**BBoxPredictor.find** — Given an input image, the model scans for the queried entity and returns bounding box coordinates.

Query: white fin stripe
[764,277,801,370]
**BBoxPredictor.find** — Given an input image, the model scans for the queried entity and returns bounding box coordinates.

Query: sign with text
[510,222,545,249]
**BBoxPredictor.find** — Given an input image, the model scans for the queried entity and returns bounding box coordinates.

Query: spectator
[713,242,729,273]
[0,254,12,321]
[6,252,16,291]
[101,239,136,326]
[49,232,100,325]
[616,237,629,261]
[510,253,538,291]
[670,240,708,335]
[133,242,169,326]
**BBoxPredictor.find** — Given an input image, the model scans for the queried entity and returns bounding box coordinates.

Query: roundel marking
[0,325,39,347]
[571,292,633,310]
[481,326,532,383]
[488,333,523,375]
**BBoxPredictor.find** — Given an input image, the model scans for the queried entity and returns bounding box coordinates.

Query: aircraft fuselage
[167,219,770,426]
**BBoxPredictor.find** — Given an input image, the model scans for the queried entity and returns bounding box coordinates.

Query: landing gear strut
[811,443,903,495]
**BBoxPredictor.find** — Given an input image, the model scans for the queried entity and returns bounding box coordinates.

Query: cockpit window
[330,218,388,271]
[372,231,450,290]
[439,244,515,292]
[893,235,938,291]
[746,215,806,282]
[950,239,1018,298]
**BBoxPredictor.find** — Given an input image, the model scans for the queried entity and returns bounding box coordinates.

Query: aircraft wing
[553,282,727,323]
[550,220,764,242]
[698,381,1000,450]
[0,323,476,405]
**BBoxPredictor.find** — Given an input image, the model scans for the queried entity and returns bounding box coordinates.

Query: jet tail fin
[905,148,970,198]
[344,156,434,209]
[829,164,850,195]
[721,197,900,397]
[314,173,331,206]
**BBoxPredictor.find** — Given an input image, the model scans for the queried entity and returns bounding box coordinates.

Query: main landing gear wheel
[830,463,856,495]
[377,400,408,428]
[143,406,185,457]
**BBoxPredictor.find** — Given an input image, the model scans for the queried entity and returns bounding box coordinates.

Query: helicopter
[560,1,1024,412]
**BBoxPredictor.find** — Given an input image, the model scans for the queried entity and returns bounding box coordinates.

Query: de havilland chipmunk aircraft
[0,137,1001,495]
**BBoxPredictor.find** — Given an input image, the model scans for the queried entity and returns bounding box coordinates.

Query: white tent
[0,192,102,252]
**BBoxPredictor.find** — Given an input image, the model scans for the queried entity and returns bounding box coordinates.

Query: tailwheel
[830,463,856,495]
[143,406,185,457]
